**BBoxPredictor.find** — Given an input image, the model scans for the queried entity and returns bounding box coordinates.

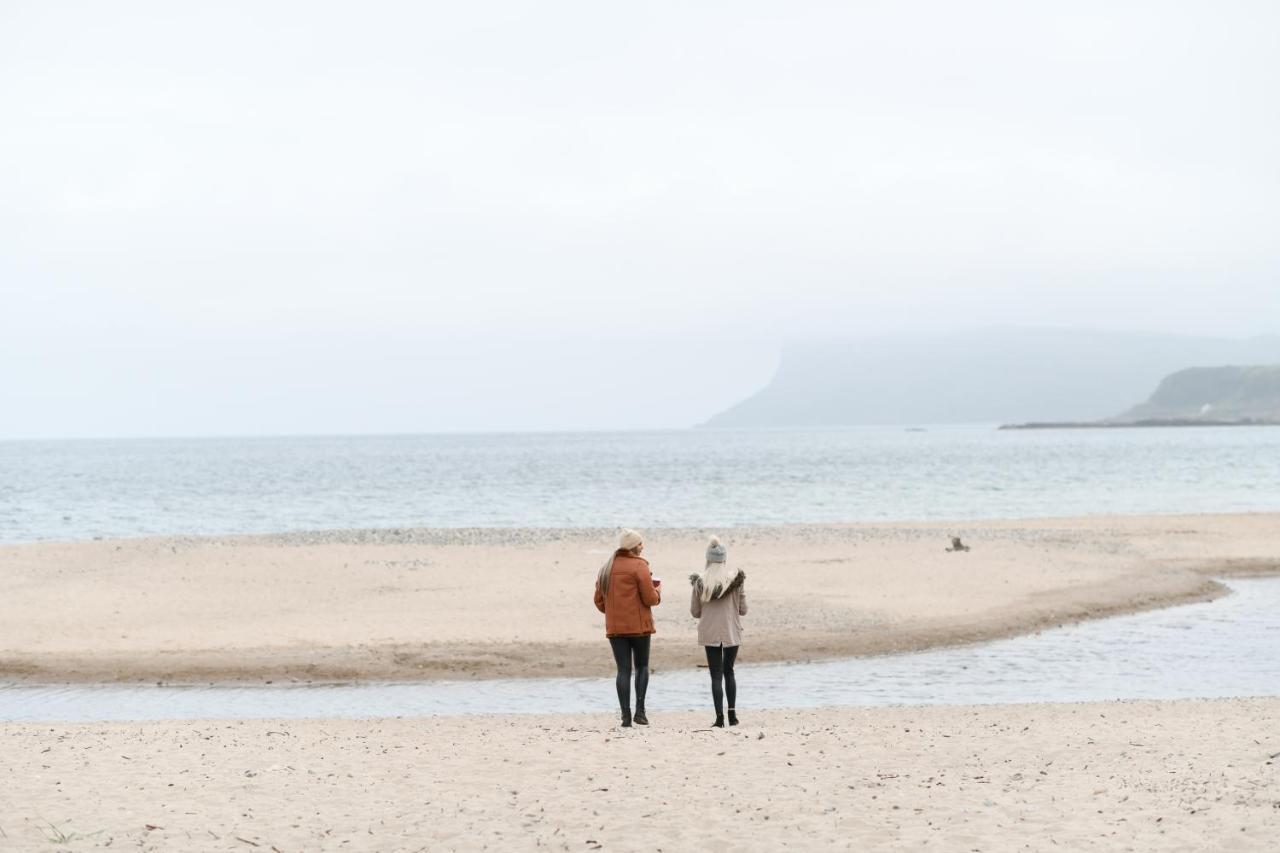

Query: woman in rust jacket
[594,528,662,727]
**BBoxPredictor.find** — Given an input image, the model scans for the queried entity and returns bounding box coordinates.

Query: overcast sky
[2,1,1277,438]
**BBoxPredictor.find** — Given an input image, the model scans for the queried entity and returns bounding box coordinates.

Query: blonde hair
[698,535,736,603]
[596,529,643,595]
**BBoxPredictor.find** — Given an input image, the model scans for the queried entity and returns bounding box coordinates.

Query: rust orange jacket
[594,553,661,637]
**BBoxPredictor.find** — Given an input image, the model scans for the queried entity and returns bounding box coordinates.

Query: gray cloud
[2,1,1277,437]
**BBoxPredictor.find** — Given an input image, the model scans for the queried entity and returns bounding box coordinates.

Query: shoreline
[999,418,1280,429]
[2,506,1272,548]
[0,570,1246,688]
[1,514,1278,685]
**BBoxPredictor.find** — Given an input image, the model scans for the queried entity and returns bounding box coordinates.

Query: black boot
[712,714,725,728]
[633,709,649,726]
[728,709,738,726]
[621,709,633,728]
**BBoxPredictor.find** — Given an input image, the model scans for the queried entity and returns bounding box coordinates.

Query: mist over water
[5,4,1280,441]
[2,426,1277,543]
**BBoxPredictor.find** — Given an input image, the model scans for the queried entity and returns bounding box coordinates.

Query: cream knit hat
[618,528,643,551]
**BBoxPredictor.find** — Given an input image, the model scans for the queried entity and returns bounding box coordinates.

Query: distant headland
[1002,365,1280,430]
[699,328,1280,428]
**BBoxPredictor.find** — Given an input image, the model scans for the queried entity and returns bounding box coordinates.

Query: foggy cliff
[701,328,1280,427]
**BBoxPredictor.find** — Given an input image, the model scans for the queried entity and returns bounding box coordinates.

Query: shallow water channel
[3,578,1278,723]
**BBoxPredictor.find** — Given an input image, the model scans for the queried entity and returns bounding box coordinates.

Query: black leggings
[608,635,651,714]
[704,645,738,716]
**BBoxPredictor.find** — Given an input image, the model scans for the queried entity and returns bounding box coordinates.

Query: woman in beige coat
[689,536,747,727]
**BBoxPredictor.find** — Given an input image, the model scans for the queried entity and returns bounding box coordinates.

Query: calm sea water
[1,426,1278,543]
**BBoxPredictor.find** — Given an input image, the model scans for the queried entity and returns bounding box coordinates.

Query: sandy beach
[1,513,1277,684]
[0,698,1274,851]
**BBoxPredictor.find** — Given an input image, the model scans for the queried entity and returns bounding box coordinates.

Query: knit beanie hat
[618,528,644,551]
[705,535,727,563]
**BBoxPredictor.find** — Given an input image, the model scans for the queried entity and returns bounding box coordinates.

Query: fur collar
[688,569,745,600]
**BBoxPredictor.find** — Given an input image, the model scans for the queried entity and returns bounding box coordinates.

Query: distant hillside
[1113,365,1280,422]
[700,328,1280,427]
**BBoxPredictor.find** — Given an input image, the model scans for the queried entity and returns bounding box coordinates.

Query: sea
[2,425,1277,544]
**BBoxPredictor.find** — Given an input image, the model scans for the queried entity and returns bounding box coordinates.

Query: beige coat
[689,570,747,647]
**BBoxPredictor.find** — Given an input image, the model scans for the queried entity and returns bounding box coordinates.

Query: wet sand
[0,698,1275,851]
[1,513,1277,684]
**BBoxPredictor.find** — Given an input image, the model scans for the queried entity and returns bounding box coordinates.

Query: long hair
[597,529,644,595]
[698,535,737,603]
[597,549,628,595]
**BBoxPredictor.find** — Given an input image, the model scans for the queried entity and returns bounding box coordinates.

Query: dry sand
[1,698,1276,851]
[1,514,1277,683]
